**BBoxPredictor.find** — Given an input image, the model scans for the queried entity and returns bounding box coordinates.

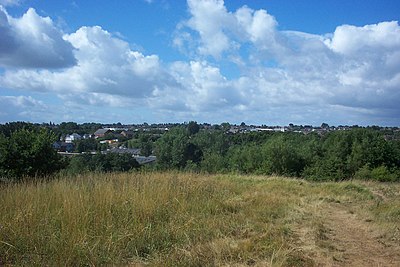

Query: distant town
[43,122,400,162]
[2,119,400,181]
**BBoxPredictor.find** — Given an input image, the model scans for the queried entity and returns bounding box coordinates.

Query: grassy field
[1,172,399,266]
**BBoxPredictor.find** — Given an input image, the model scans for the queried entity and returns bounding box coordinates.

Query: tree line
[0,123,140,181]
[1,121,399,182]
[154,122,400,181]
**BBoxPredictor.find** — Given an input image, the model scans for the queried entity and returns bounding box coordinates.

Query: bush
[263,140,305,177]
[354,165,399,182]
[66,153,140,174]
[370,166,398,182]
[0,128,63,180]
[353,165,372,180]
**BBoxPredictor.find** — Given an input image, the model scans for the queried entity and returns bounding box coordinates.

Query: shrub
[0,128,63,180]
[353,164,372,180]
[66,153,140,174]
[370,166,398,182]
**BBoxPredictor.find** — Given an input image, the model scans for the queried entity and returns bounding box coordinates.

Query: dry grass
[0,172,399,266]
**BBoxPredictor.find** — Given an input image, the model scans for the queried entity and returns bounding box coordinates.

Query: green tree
[67,153,140,174]
[262,136,306,176]
[136,134,154,156]
[187,121,200,135]
[0,122,37,137]
[74,138,98,153]
[184,143,203,164]
[220,122,231,132]
[227,145,264,174]
[321,122,329,129]
[140,141,153,156]
[200,151,227,173]
[0,128,63,180]
[155,127,205,169]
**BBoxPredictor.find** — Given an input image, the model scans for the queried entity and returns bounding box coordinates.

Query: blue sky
[0,0,399,126]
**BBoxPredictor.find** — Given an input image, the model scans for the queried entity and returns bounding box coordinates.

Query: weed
[0,172,399,265]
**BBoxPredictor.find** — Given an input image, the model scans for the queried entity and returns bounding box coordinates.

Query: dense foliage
[155,125,400,181]
[1,121,399,182]
[53,122,102,136]
[0,126,63,180]
[67,153,140,174]
[0,122,141,180]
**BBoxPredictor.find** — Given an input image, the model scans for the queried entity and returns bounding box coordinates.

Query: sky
[0,0,399,126]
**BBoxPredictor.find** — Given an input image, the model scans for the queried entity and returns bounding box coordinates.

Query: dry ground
[293,183,400,267]
[322,203,399,266]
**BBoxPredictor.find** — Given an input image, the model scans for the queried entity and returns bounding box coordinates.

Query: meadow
[1,172,399,266]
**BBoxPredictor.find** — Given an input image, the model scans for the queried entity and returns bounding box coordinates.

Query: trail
[308,202,400,267]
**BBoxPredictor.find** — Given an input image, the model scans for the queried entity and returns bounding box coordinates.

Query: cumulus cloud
[171,0,400,124]
[150,60,245,113]
[321,21,400,113]
[326,21,400,56]
[0,6,76,68]
[0,95,44,108]
[185,0,233,58]
[178,0,282,60]
[0,1,399,125]
[0,25,178,104]
[0,95,47,122]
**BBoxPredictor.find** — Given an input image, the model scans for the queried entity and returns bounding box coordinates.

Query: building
[104,147,141,156]
[65,133,82,143]
[53,141,74,152]
[94,128,112,138]
[83,134,93,139]
[120,130,134,138]
[134,156,157,165]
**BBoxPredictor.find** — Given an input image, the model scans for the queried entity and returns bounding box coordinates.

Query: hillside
[1,172,399,266]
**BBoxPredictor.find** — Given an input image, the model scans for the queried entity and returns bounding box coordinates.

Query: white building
[65,133,82,143]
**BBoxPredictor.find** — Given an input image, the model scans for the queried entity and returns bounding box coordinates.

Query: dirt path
[313,202,400,267]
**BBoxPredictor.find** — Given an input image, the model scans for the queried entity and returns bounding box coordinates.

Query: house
[53,141,74,152]
[105,147,141,156]
[103,148,156,165]
[99,139,119,145]
[94,128,112,138]
[83,134,93,139]
[65,133,82,143]
[134,156,157,165]
[120,130,134,138]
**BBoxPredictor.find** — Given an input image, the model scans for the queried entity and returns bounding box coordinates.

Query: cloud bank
[0,0,399,125]
[0,6,76,68]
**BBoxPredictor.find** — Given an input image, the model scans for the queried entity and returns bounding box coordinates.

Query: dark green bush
[0,128,63,180]
[66,153,140,174]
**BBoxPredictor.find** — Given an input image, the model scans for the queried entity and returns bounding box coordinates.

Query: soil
[297,202,400,267]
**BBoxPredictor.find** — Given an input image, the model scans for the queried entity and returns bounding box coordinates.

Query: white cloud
[180,0,281,59]
[186,0,233,58]
[319,22,400,112]
[0,95,47,122]
[234,6,278,47]
[0,0,20,6]
[325,21,400,56]
[0,6,76,68]
[1,25,177,102]
[170,60,244,111]
[0,95,44,108]
[172,0,400,124]
[0,2,399,125]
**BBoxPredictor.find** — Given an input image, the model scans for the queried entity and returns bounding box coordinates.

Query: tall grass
[0,172,398,266]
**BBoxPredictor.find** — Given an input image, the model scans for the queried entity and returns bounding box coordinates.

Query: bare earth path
[311,202,400,267]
